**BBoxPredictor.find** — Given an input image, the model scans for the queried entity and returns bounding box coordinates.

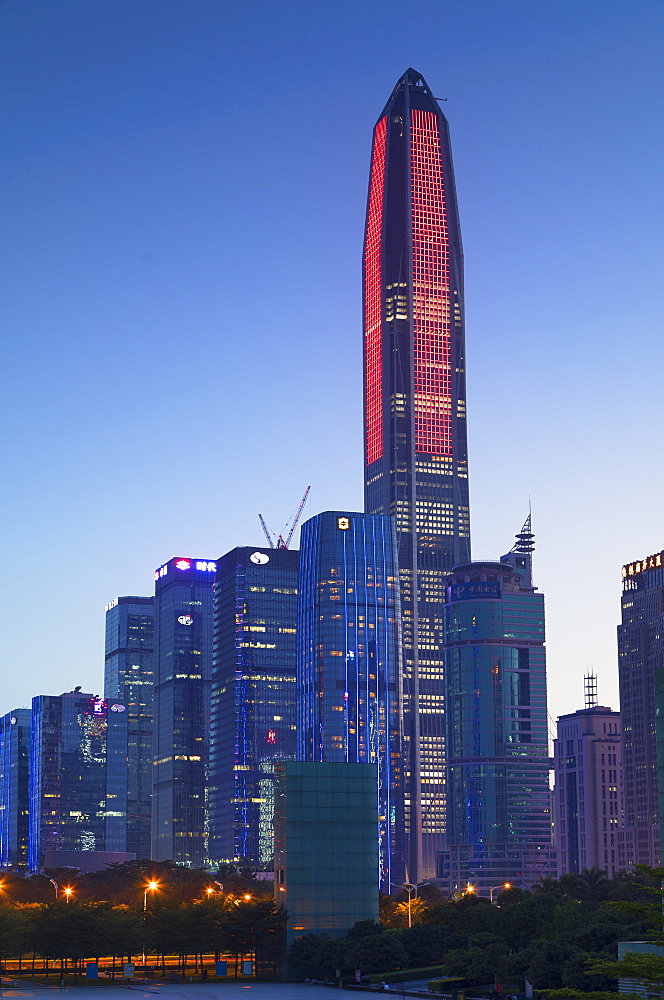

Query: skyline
[2,0,664,730]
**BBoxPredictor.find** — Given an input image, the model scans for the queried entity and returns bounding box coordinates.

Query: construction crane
[259,486,311,550]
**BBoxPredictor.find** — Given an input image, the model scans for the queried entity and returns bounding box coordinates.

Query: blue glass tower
[209,546,299,867]
[298,511,404,890]
[152,557,215,865]
[0,708,31,869]
[29,691,128,871]
[104,596,154,859]
[441,519,553,893]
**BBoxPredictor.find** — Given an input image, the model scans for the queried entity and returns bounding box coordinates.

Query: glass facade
[0,708,31,869]
[298,511,404,890]
[441,532,552,893]
[104,596,154,858]
[274,761,379,948]
[209,546,299,866]
[363,69,471,880]
[29,692,127,871]
[152,556,215,865]
[618,551,664,867]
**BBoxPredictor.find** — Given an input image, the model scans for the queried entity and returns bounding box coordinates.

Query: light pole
[389,881,430,929]
[49,879,59,900]
[63,887,74,905]
[489,882,511,903]
[142,881,159,975]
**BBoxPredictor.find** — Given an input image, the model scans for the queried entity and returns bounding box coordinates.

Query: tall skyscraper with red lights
[363,69,471,880]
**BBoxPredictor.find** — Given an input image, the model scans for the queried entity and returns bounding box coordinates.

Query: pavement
[0,985,328,1000]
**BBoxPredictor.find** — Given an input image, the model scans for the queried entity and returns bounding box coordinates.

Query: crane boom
[282,485,311,549]
[258,514,275,549]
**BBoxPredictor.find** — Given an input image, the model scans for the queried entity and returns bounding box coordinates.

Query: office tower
[29,691,127,871]
[440,520,552,893]
[274,761,380,951]
[104,596,154,859]
[363,68,470,879]
[298,511,404,890]
[0,708,31,868]
[618,549,664,867]
[152,556,215,865]
[553,680,622,877]
[209,546,299,867]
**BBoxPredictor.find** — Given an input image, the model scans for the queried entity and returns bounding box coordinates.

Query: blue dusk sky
[1,0,663,729]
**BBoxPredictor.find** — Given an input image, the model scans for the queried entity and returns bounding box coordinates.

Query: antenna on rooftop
[584,672,598,710]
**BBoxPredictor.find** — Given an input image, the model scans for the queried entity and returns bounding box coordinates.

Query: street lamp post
[142,881,159,975]
[48,879,59,900]
[389,881,430,929]
[63,887,73,905]
[489,882,511,903]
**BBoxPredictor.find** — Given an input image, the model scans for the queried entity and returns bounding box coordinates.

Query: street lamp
[465,883,475,895]
[489,882,511,903]
[389,881,430,929]
[63,887,74,905]
[143,880,159,912]
[49,879,59,900]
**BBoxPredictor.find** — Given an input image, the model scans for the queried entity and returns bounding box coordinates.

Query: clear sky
[1,0,663,732]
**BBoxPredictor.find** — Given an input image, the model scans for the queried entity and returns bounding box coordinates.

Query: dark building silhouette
[363,69,470,878]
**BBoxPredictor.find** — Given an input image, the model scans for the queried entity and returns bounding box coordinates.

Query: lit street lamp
[143,880,159,912]
[390,881,430,929]
[63,886,74,904]
[489,882,511,903]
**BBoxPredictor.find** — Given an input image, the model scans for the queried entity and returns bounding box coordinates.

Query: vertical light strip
[410,109,452,456]
[364,116,387,465]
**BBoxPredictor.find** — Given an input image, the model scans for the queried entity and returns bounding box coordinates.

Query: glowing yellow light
[465,883,475,893]
[243,894,252,900]
[504,882,511,889]
[147,881,159,891]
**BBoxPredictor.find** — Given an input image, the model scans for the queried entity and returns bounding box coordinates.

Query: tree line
[291,867,662,993]
[0,861,284,978]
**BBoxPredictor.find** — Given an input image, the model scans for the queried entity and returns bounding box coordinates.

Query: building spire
[512,512,535,554]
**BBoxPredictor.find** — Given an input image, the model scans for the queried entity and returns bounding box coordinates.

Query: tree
[346,931,408,975]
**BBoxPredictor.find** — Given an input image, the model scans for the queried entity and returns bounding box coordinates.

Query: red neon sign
[363,116,387,465]
[410,109,452,456]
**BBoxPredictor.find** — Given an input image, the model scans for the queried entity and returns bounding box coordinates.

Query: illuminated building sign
[110,704,126,713]
[178,615,193,626]
[337,517,350,530]
[449,582,501,601]
[250,552,269,565]
[105,598,119,612]
[622,552,664,578]
[155,558,217,580]
[93,699,106,716]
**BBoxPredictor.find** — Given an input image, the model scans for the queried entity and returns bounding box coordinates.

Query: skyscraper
[553,695,622,878]
[298,511,404,889]
[0,708,31,869]
[363,69,470,878]
[152,556,215,865]
[440,521,552,893]
[29,691,127,871]
[104,595,154,859]
[209,546,299,867]
[618,549,664,867]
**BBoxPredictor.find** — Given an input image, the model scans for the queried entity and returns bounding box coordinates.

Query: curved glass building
[441,521,553,893]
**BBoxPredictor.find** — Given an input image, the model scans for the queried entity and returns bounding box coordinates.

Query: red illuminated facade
[363,69,471,881]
